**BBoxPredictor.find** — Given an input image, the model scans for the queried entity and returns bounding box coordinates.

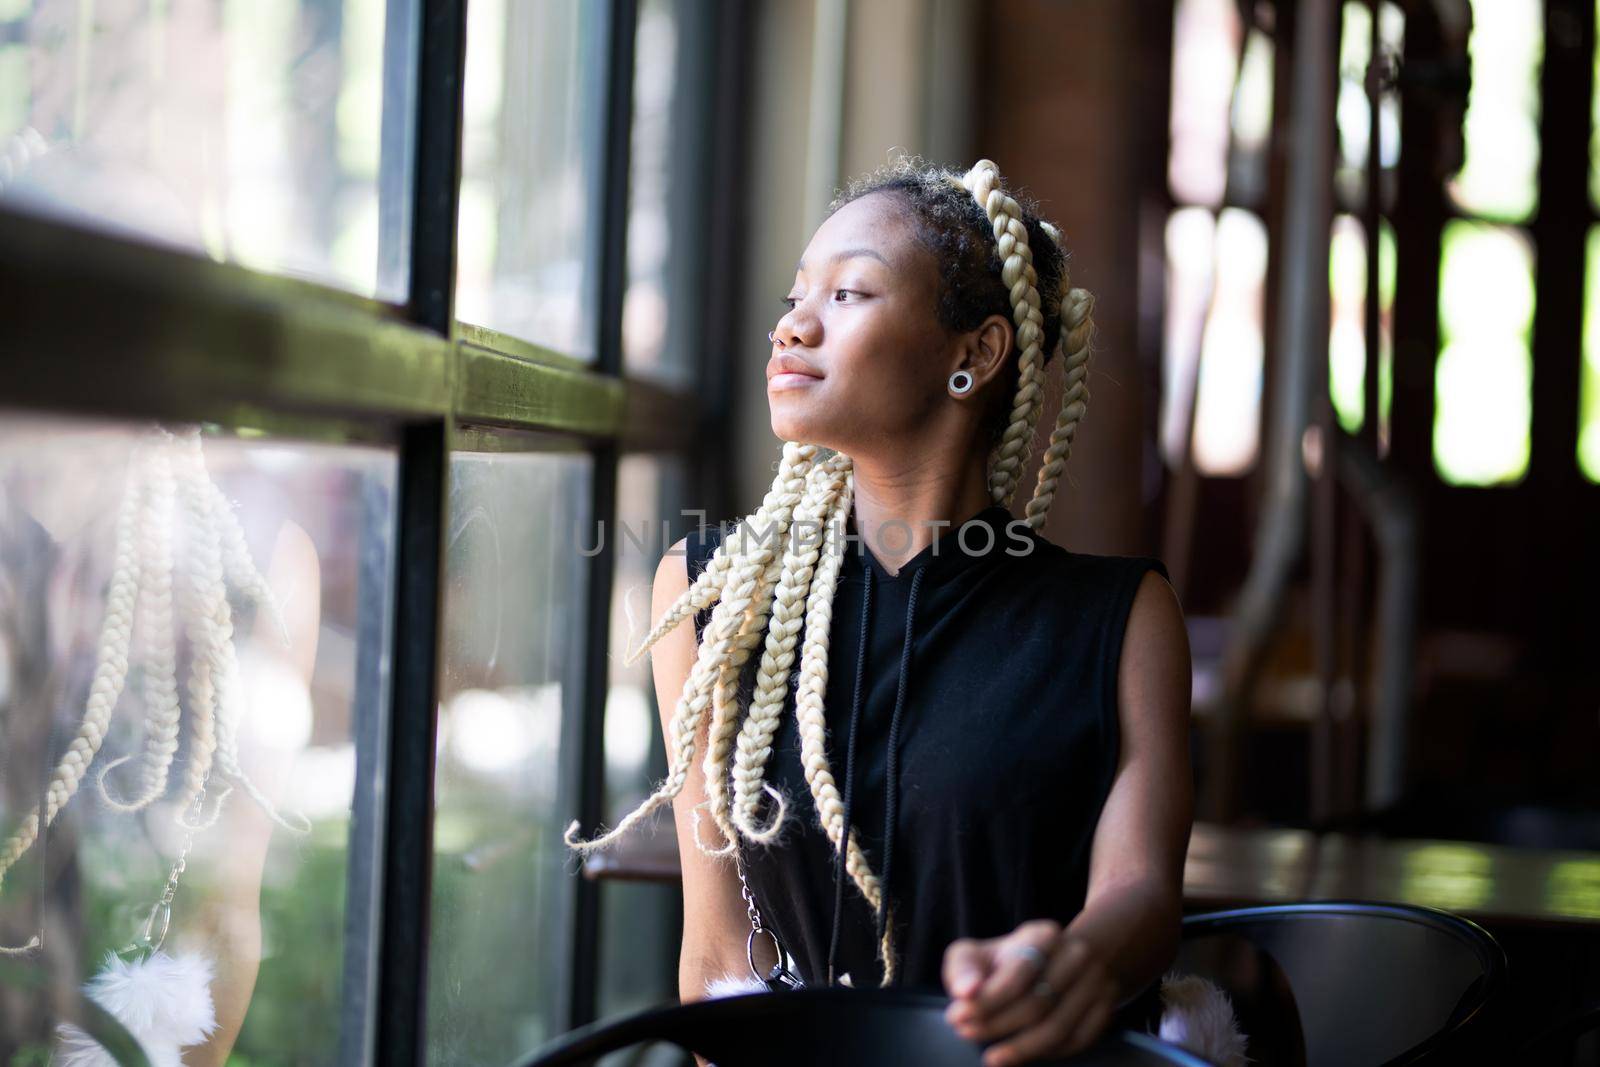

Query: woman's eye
[780,295,799,310]
[833,289,855,302]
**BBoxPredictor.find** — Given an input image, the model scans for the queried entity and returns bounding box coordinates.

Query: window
[1163,0,1275,477]
[0,417,395,1066]
[456,0,607,356]
[0,0,723,1061]
[428,444,591,1062]
[1434,0,1542,486]
[597,453,689,1021]
[624,0,717,386]
[0,0,406,300]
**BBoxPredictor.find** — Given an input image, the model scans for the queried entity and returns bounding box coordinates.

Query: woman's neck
[847,458,995,577]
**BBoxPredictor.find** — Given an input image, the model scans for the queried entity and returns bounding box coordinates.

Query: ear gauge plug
[949,370,974,395]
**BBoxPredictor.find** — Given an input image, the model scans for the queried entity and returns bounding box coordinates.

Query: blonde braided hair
[565,158,1098,987]
[0,426,309,947]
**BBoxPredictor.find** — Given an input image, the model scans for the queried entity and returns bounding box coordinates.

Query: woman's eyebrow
[793,248,891,274]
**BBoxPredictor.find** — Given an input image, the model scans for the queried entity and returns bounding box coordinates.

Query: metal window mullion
[1527,0,1591,485]
[566,0,637,1033]
[373,1,467,1066]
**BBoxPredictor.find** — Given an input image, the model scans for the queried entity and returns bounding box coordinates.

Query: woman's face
[767,191,975,452]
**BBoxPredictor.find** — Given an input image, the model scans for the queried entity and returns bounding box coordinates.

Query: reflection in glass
[1435,221,1534,485]
[0,0,403,299]
[1329,214,1395,448]
[1581,228,1600,481]
[456,0,604,355]
[0,416,394,1066]
[429,446,591,1063]
[1448,0,1543,220]
[597,454,689,1022]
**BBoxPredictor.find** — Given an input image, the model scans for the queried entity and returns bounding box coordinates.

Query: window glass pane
[1580,227,1600,481]
[1336,2,1403,211]
[429,444,591,1062]
[625,0,711,386]
[1449,0,1543,221]
[1435,220,1534,485]
[457,0,605,356]
[0,416,394,1066]
[1228,28,1274,207]
[1593,0,1600,209]
[1160,206,1215,466]
[1174,207,1268,476]
[1329,213,1395,449]
[1168,0,1240,208]
[0,0,405,300]
[597,454,689,1021]
[1161,206,1269,475]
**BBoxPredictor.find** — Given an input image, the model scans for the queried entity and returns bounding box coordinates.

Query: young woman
[566,157,1196,1066]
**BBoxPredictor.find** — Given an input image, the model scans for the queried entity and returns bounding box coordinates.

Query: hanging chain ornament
[53,781,220,1067]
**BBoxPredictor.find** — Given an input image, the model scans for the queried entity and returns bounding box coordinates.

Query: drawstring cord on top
[876,565,924,974]
[826,564,872,986]
[823,549,928,988]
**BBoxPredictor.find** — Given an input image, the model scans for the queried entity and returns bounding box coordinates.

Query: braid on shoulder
[563,442,820,855]
[696,447,817,855]
[731,452,850,843]
[788,467,900,985]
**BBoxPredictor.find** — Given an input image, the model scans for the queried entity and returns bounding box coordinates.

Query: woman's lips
[768,371,822,390]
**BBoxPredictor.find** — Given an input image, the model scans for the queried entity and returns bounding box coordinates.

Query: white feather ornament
[52,950,218,1067]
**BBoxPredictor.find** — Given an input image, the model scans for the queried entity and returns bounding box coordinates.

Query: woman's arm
[649,537,769,1011]
[943,570,1194,1065]
[1066,568,1195,1000]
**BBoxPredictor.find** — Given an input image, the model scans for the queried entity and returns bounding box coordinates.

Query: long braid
[788,473,886,921]
[97,431,180,812]
[563,443,819,854]
[0,435,147,891]
[567,159,1092,991]
[1025,220,1095,532]
[172,428,229,828]
[732,454,850,842]
[697,446,816,855]
[961,160,1049,511]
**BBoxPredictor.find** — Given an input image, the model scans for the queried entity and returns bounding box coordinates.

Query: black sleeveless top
[686,501,1171,1028]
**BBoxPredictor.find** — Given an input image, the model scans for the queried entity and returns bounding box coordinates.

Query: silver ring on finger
[1009,944,1048,972]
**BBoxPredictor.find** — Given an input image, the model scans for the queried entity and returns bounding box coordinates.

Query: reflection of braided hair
[565,158,1097,986]
[0,427,307,940]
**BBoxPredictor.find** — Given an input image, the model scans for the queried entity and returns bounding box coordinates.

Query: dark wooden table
[584,821,1600,930]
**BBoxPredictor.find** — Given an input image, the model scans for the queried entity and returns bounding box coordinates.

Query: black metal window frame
[0,0,744,1062]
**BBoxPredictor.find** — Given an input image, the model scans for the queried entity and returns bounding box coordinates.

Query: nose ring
[768,330,783,347]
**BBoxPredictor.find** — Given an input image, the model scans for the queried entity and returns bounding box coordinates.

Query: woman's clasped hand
[942,918,1120,1067]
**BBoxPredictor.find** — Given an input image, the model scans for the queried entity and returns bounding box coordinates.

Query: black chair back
[1177,902,1507,1067]
[515,986,1217,1067]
